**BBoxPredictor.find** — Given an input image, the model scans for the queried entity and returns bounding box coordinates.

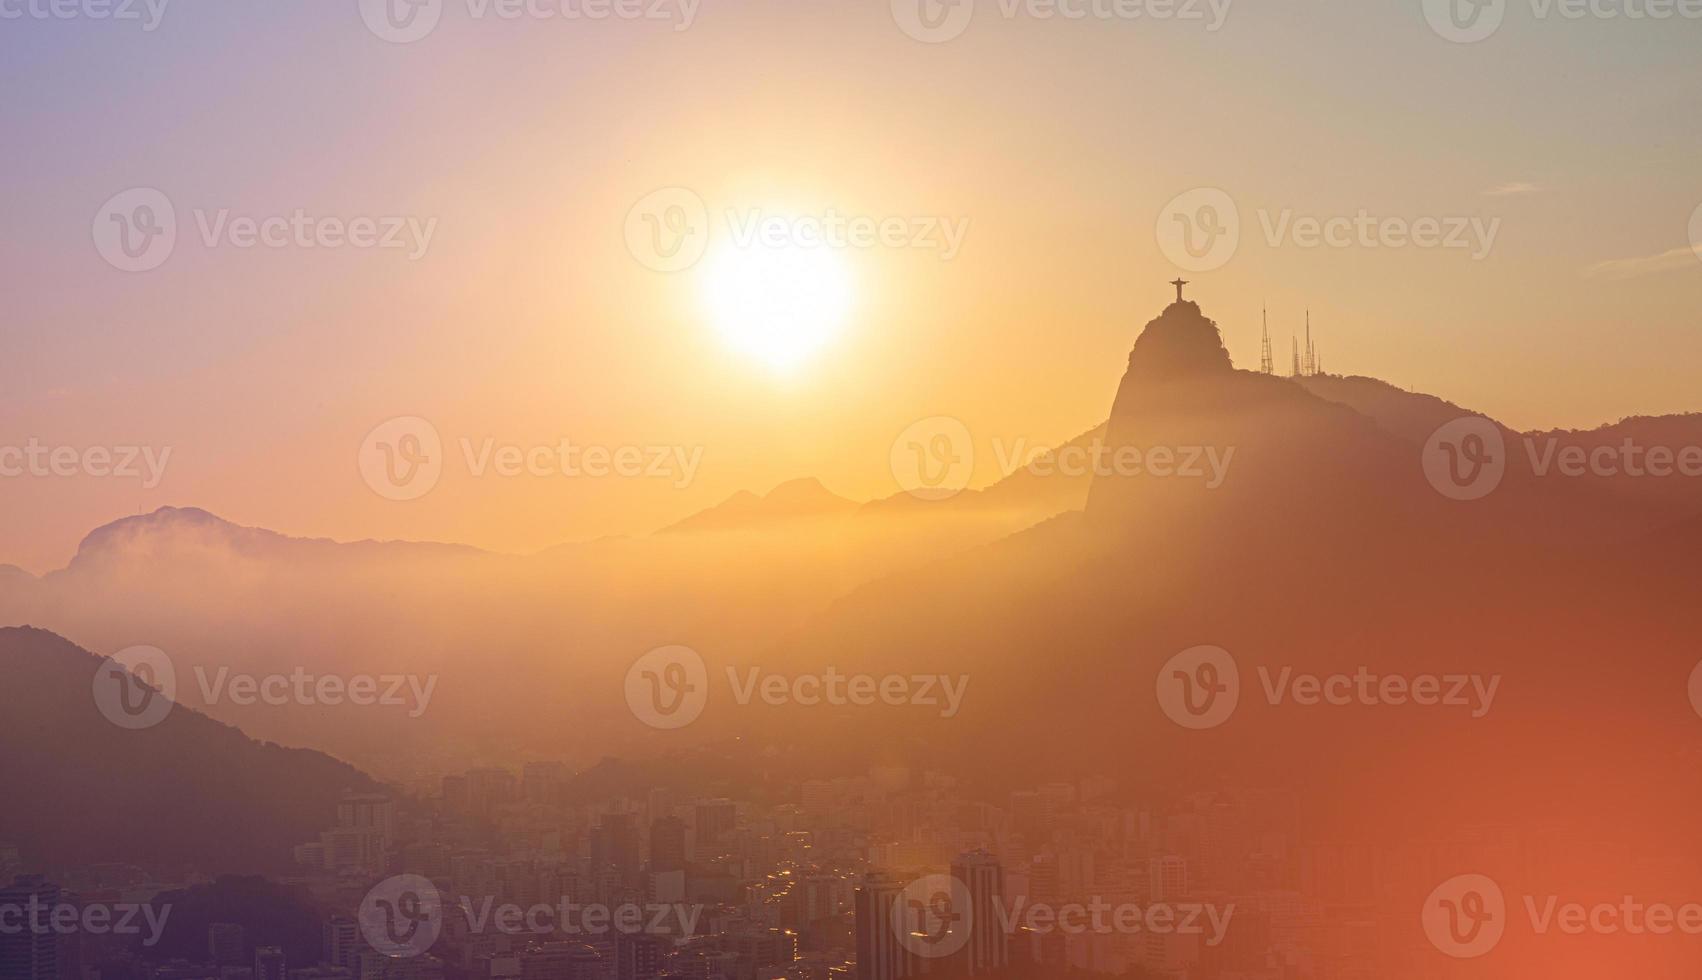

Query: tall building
[521,762,569,804]
[0,877,60,980]
[441,775,469,815]
[852,873,906,980]
[647,817,687,875]
[692,800,736,857]
[253,947,285,980]
[209,923,247,967]
[324,917,360,975]
[950,852,1008,976]
[1009,791,1049,844]
[1148,855,1189,902]
[613,934,668,980]
[786,874,839,929]
[338,796,397,845]
[465,769,517,818]
[590,813,641,884]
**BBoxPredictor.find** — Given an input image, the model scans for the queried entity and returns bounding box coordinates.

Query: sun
[699,241,853,372]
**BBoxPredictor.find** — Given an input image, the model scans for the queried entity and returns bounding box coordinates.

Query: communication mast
[1260,305,1274,375]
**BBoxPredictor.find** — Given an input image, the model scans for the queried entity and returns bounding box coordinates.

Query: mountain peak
[663,478,857,534]
[73,506,252,560]
[1125,299,1234,381]
[763,477,843,505]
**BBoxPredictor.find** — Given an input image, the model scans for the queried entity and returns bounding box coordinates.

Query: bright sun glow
[699,242,853,372]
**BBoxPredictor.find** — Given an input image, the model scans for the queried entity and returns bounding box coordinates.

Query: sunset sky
[3,0,1700,573]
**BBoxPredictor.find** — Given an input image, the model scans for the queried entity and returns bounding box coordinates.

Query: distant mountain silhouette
[685,294,1702,854]
[67,506,482,573]
[6,296,1697,976]
[5,299,1701,793]
[859,424,1107,519]
[663,478,859,533]
[0,627,380,872]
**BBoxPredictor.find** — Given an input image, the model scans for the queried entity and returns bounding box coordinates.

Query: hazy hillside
[0,626,380,872]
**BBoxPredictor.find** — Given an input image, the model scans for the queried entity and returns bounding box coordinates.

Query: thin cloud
[1582,246,1700,281]
[1483,181,1540,197]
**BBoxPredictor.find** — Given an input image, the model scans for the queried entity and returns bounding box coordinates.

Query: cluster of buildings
[273,764,1504,979]
[5,762,1595,980]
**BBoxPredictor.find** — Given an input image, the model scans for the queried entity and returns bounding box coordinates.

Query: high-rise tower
[0,877,60,980]
[1305,310,1316,377]
[951,851,1009,975]
[1259,306,1274,376]
[853,873,908,980]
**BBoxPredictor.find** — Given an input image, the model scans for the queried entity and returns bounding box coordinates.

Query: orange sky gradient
[3,0,1700,573]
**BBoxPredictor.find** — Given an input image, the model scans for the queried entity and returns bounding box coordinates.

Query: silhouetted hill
[0,627,381,872]
[1294,373,1478,446]
[1116,299,1233,383]
[677,297,1702,861]
[66,506,482,574]
[859,424,1107,520]
[5,305,1700,794]
[1298,376,1702,534]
